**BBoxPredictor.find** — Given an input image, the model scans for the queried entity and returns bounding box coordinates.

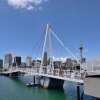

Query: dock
[26,83,38,87]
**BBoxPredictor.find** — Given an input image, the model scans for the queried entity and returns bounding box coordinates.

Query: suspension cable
[33,28,46,60]
[50,29,84,70]
[56,33,81,59]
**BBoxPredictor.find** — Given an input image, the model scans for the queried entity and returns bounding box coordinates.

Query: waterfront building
[72,60,77,64]
[26,56,32,67]
[14,56,21,66]
[4,53,12,68]
[0,59,3,68]
[61,62,66,69]
[75,63,80,70]
[84,57,100,71]
[66,58,73,70]
[53,61,62,69]
[72,60,77,70]
[31,60,41,74]
[34,61,41,68]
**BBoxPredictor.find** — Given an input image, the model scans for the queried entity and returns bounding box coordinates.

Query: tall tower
[43,51,47,66]
[79,42,83,63]
[4,53,12,68]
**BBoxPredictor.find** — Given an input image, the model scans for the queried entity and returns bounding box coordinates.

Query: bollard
[81,92,84,100]
[33,76,35,85]
[77,85,80,100]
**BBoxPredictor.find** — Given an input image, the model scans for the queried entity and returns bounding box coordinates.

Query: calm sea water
[0,76,96,100]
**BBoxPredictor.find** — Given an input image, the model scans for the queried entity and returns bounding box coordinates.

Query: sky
[0,0,100,61]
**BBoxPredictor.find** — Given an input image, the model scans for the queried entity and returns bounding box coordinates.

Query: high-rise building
[4,53,12,68]
[14,56,21,66]
[34,61,41,68]
[26,56,32,66]
[0,59,3,68]
[54,61,62,69]
[66,58,73,69]
[32,60,35,66]
[43,52,47,66]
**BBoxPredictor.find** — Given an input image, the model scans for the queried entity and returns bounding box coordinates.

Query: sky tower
[79,41,83,63]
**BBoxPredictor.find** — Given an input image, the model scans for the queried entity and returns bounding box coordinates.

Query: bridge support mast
[40,24,50,74]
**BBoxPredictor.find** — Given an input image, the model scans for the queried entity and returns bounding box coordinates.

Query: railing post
[33,76,35,85]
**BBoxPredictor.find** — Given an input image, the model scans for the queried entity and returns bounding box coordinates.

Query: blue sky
[0,0,100,61]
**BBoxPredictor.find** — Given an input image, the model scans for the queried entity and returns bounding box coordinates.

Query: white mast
[40,24,50,74]
[48,25,54,75]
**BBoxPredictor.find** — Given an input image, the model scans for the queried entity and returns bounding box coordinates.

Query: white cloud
[36,56,70,63]
[7,0,48,10]
[53,56,69,63]
[27,5,34,10]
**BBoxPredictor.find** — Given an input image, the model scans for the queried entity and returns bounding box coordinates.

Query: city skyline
[0,0,100,60]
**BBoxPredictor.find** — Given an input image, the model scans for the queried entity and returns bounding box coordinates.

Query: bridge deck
[2,68,84,83]
[24,70,84,83]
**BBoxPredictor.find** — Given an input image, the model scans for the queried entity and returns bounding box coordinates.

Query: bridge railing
[18,67,86,80]
[40,66,85,80]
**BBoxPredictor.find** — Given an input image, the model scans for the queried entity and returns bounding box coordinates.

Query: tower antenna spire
[79,40,83,63]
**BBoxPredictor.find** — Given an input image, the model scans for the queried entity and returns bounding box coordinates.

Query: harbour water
[0,76,96,100]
